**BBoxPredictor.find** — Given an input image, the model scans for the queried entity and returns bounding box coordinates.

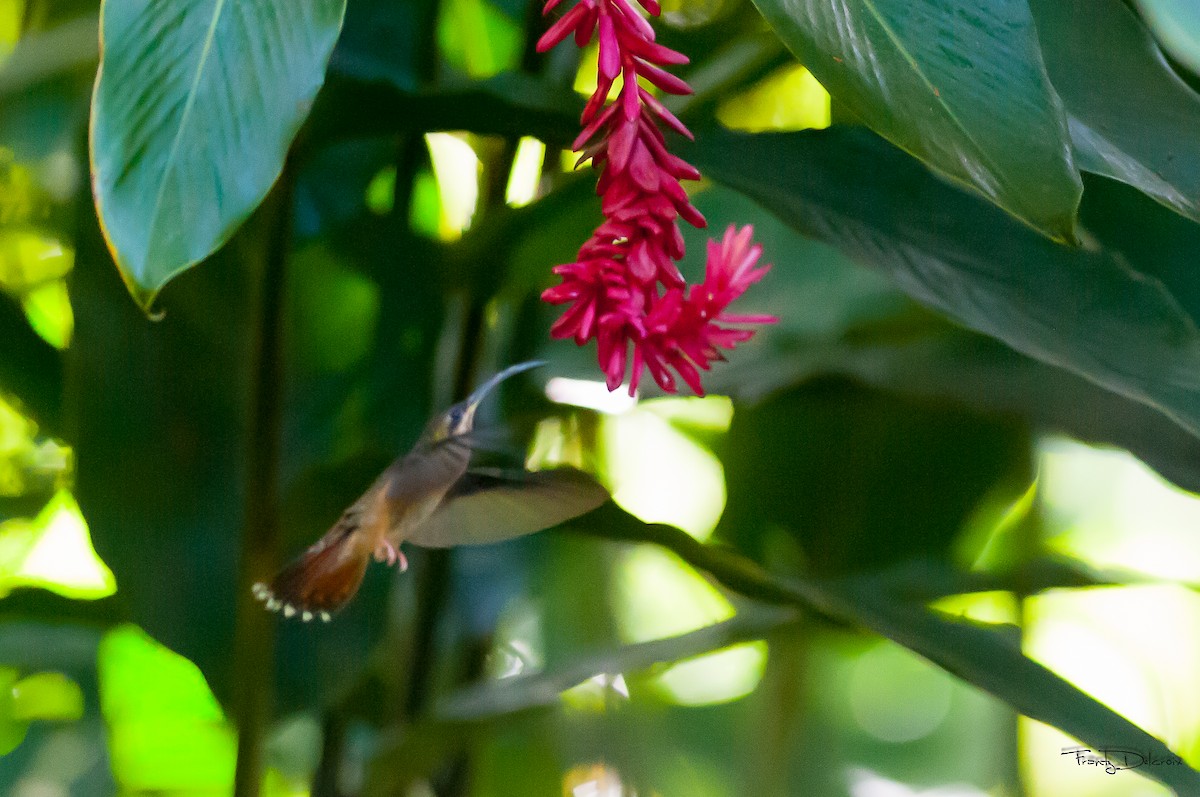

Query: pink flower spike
[538,0,775,396]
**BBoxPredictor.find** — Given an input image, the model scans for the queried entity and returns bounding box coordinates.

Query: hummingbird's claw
[373,541,408,571]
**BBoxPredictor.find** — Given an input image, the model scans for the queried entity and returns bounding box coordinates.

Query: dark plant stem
[230,169,294,797]
[391,0,442,225]
[312,710,349,797]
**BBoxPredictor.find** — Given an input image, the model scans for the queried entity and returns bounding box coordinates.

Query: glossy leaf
[89,0,347,309]
[1030,0,1200,224]
[751,0,1081,239]
[687,127,1200,441]
[577,511,1200,797]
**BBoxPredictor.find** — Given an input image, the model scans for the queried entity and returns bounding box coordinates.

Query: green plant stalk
[230,167,295,797]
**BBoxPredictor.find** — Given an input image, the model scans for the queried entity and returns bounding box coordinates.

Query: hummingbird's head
[426,400,477,443]
[424,360,546,444]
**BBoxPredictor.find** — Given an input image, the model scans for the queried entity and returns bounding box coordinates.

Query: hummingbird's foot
[373,541,408,571]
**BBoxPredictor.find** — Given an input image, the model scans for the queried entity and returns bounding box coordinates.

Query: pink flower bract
[538,0,776,395]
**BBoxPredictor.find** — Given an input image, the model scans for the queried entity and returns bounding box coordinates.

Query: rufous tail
[251,532,371,622]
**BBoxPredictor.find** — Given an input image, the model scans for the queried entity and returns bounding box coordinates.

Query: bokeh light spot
[849,642,953,743]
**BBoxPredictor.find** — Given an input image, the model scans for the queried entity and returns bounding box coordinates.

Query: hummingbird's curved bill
[251,361,608,622]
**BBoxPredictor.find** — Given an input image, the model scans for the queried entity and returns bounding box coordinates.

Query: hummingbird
[252,361,608,622]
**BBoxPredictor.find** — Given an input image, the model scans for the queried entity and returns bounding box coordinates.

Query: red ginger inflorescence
[537,0,776,396]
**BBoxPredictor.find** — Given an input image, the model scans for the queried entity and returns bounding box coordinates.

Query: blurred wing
[405,467,609,548]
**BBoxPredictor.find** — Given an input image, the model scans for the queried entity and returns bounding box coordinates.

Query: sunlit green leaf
[716,64,830,132]
[1030,0,1200,224]
[600,400,728,540]
[21,279,72,349]
[0,490,114,600]
[10,671,84,722]
[615,546,766,705]
[0,668,84,757]
[751,0,1081,239]
[98,625,236,791]
[89,0,347,309]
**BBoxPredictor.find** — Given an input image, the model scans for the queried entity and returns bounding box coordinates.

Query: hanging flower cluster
[537,0,776,396]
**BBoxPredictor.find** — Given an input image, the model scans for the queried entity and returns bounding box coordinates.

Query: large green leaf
[750,0,1081,239]
[687,127,1200,441]
[575,510,1200,797]
[671,177,1200,495]
[89,0,347,310]
[1029,0,1200,224]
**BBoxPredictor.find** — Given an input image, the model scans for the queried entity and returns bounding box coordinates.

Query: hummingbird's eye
[446,407,466,435]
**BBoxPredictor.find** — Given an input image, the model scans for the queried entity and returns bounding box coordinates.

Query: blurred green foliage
[4,0,1200,796]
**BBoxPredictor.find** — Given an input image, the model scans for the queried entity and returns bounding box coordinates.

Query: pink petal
[604,339,628,390]
[606,120,636,172]
[668,222,685,260]
[581,75,614,124]
[625,36,688,66]
[627,138,661,192]
[537,4,588,52]
[627,238,657,282]
[598,12,621,80]
[575,6,599,46]
[574,101,620,150]
[621,67,641,120]
[636,60,693,95]
[660,151,701,181]
[640,88,693,139]
[611,0,657,40]
[628,344,645,395]
[670,353,705,395]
